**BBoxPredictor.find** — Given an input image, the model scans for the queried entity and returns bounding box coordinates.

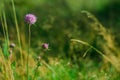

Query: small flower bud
[9,43,15,48]
[42,43,49,49]
[37,56,42,61]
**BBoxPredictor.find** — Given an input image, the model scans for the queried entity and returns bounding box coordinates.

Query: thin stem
[8,60,15,80]
[27,24,31,80]
[1,17,6,41]
[33,65,39,80]
[71,39,118,68]
[83,47,91,58]
[11,0,23,65]
[42,61,61,79]
[2,10,9,47]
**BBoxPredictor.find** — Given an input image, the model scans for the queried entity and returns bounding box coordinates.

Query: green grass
[0,46,120,80]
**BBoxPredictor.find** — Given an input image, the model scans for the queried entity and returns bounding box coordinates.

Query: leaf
[3,41,9,59]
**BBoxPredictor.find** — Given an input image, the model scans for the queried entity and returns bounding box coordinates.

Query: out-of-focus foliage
[66,0,109,11]
[0,0,4,17]
[0,0,120,60]
[0,0,120,79]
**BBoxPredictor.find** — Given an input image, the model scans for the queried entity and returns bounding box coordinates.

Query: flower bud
[42,43,49,49]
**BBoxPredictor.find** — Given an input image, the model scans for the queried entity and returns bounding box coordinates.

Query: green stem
[1,17,6,41]
[33,65,39,80]
[42,61,61,79]
[27,24,31,80]
[11,0,23,65]
[2,10,9,47]
[71,39,113,64]
[83,47,91,57]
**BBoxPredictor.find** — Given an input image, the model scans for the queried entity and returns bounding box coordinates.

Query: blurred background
[0,0,120,79]
[0,0,120,67]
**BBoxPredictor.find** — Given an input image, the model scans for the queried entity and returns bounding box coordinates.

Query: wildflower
[42,43,49,49]
[25,14,37,25]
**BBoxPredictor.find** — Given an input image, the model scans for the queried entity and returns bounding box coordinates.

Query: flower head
[9,43,16,48]
[42,43,49,49]
[25,14,37,25]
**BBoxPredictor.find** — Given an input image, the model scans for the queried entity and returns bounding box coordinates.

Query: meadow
[0,0,120,80]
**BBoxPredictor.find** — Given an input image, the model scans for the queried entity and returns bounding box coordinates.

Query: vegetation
[0,0,120,80]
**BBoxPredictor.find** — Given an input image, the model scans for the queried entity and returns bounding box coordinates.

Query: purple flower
[42,43,49,49]
[25,14,37,25]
